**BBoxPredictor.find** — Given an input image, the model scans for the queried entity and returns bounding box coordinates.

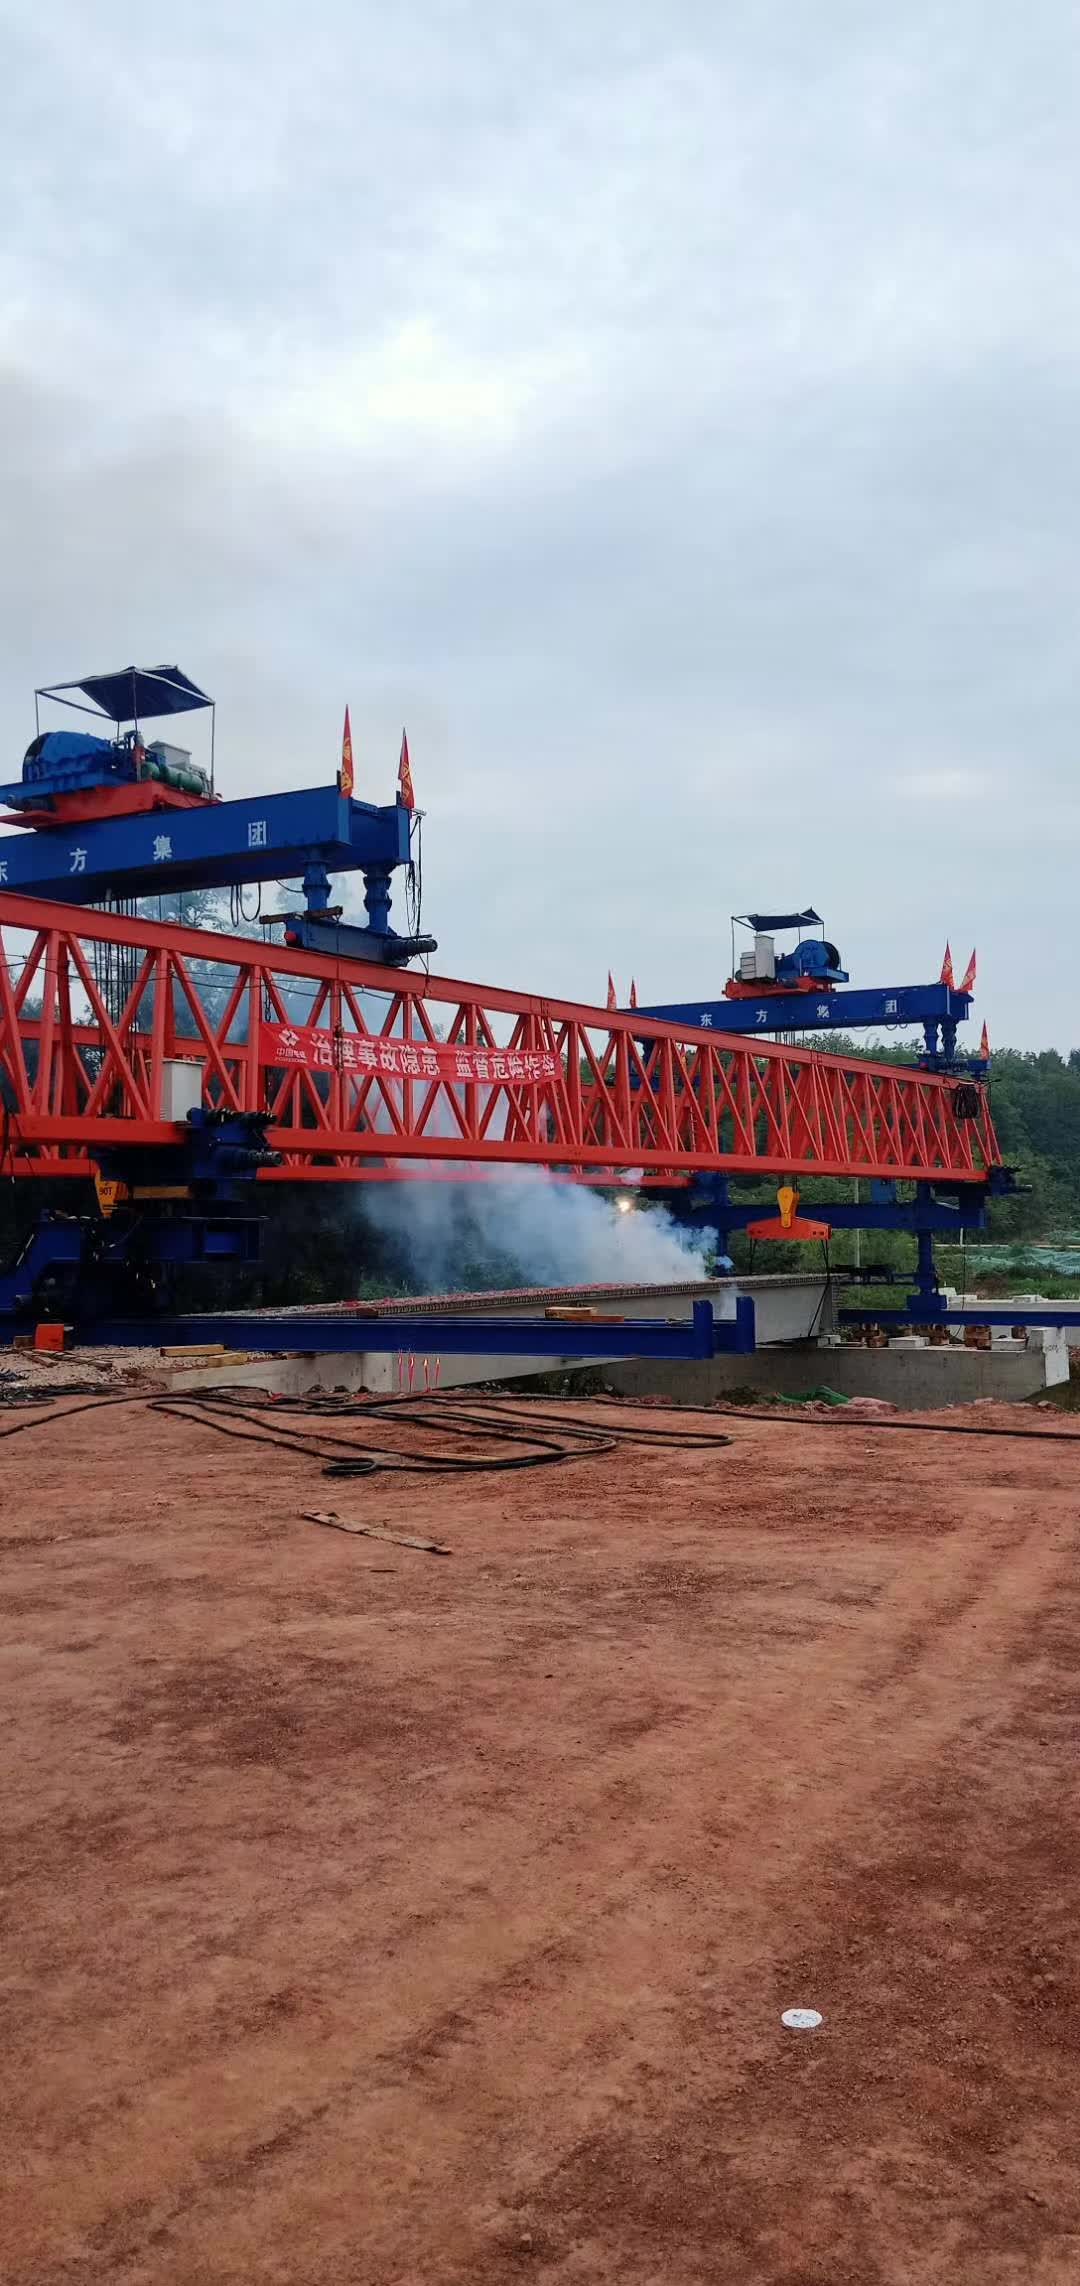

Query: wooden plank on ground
[301,1511,452,1554]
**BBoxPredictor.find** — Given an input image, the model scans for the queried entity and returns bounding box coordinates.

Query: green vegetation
[830,1037,1080,1243]
[972,1047,1080,1241]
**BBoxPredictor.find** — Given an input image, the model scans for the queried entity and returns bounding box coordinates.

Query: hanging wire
[0,1092,19,1185]
[404,821,419,937]
[91,896,140,1030]
[404,812,431,979]
[229,883,263,931]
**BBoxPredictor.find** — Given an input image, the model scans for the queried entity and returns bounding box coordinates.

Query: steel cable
[0,1381,738,1475]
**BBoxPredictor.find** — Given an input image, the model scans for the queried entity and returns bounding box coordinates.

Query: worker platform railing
[0,895,1001,1185]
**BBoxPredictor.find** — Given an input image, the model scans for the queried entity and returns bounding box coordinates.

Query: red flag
[940,941,955,989]
[979,1022,991,1059]
[397,727,415,811]
[959,948,977,994]
[606,972,617,1011]
[629,978,638,1009]
[339,706,354,798]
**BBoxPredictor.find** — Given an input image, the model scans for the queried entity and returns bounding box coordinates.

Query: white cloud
[897,769,993,801]
[258,319,590,456]
[1,0,1079,1047]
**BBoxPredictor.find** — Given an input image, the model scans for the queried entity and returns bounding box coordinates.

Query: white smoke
[360,1167,716,1294]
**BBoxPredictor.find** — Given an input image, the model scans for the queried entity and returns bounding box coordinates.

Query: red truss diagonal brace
[0,895,1002,1185]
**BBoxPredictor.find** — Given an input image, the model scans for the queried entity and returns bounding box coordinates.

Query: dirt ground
[2,1390,1079,2285]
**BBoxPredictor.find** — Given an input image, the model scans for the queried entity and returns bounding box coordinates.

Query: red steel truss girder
[0,894,1001,1185]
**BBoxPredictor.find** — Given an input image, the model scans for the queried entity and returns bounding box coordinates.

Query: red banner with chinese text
[262,1024,560,1087]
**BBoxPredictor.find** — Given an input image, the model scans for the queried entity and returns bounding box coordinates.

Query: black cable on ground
[0,1386,620,1476]
[501,1390,1080,1447]
[380,1394,736,1451]
[0,1379,111,1406]
[159,1390,619,1476]
[0,1390,146,1439]
[707,1407,1080,1445]
[0,1382,736,1475]
[181,1387,735,1464]
[2,1376,1077,1452]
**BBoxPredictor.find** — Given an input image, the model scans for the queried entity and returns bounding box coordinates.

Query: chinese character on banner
[699,1012,713,1028]
[816,1002,831,1020]
[313,1038,335,1069]
[248,820,268,849]
[0,862,7,883]
[455,1054,474,1080]
[885,997,898,1016]
[474,1053,490,1081]
[70,847,87,874]
[541,1053,558,1078]
[401,1047,421,1076]
[507,1054,525,1080]
[338,1037,358,1070]
[378,1043,401,1075]
[492,1055,508,1081]
[355,1041,377,1072]
[420,1051,439,1077]
[152,835,173,863]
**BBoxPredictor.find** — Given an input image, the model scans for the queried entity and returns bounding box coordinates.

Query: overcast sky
[2,1,1077,1046]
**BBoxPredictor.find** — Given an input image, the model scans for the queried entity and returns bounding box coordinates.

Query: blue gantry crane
[0,662,434,1328]
[0,665,435,965]
[0,665,762,1359]
[633,906,1006,1309]
[0,689,1020,1346]
[636,909,985,1074]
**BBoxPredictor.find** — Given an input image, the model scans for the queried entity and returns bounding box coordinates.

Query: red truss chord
[0,896,1001,1185]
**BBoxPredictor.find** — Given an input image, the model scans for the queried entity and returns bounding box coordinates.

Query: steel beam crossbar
[0,895,1001,1187]
[639,982,972,1037]
[0,787,409,904]
[3,1297,757,1359]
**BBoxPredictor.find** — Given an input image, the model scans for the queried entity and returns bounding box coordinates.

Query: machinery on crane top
[725,910,848,995]
[636,906,985,1075]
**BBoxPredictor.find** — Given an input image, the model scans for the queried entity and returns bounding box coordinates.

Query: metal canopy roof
[738,908,823,933]
[38,666,212,723]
